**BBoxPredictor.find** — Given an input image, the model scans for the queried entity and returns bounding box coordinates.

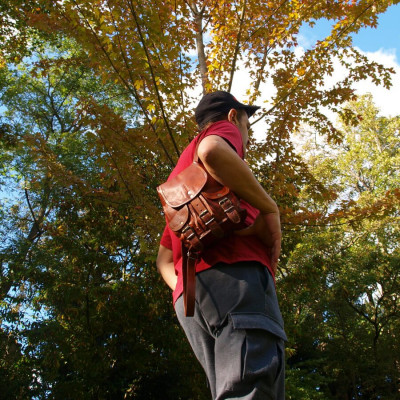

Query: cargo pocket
[214,319,247,396]
[230,312,285,387]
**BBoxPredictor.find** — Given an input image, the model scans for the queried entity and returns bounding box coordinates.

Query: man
[157,91,286,400]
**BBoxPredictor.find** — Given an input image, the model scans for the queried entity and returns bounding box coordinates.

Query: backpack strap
[181,243,199,317]
[193,129,208,163]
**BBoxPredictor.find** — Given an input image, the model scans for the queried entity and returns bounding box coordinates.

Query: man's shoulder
[169,120,243,179]
[204,121,243,158]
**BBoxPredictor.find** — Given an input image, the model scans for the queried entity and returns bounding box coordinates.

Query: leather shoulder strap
[193,130,208,163]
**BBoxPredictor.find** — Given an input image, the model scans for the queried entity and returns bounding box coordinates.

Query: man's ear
[228,109,238,124]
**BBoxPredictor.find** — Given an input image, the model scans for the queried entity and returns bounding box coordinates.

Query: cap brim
[241,104,261,118]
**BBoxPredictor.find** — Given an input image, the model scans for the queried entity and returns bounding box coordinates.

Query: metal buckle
[199,210,209,217]
[182,225,195,240]
[219,197,234,213]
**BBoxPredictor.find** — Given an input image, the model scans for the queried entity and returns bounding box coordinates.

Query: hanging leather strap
[181,243,198,317]
[180,132,210,317]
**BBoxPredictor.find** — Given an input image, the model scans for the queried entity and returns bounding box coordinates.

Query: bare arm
[197,135,278,213]
[197,135,281,273]
[156,245,177,290]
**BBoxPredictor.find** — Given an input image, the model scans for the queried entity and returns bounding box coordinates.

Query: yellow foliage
[147,104,155,113]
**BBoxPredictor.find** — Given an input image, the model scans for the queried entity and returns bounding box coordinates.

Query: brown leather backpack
[157,141,246,316]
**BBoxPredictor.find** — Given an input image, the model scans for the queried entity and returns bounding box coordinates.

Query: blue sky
[351,3,400,55]
[295,3,400,119]
[298,3,400,56]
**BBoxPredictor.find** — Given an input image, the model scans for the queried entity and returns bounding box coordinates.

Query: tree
[280,95,400,399]
[0,40,208,398]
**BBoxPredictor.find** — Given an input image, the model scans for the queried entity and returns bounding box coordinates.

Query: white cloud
[318,47,400,125]
[353,48,400,117]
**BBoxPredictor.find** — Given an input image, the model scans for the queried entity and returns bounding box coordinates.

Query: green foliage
[0,40,207,399]
[280,95,400,399]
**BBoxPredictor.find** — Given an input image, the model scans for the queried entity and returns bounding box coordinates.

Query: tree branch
[67,0,176,167]
[227,0,247,92]
[187,0,209,94]
[105,0,175,166]
[96,131,137,205]
[128,0,181,159]
[251,0,378,127]
[25,188,43,242]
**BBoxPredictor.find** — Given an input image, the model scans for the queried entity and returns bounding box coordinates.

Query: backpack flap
[157,162,208,208]
[157,162,208,233]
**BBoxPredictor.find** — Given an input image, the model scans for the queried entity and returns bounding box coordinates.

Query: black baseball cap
[195,91,260,128]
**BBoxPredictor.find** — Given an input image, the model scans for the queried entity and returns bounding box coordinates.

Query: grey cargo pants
[175,261,286,400]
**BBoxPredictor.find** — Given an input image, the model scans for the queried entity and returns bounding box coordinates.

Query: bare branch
[25,188,43,242]
[187,0,209,94]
